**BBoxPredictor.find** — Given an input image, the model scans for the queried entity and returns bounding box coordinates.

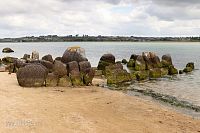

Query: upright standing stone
[32,51,39,60]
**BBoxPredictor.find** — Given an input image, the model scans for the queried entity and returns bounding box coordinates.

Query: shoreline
[0,72,200,132]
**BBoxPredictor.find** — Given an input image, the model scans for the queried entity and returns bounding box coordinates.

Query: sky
[0,0,199,37]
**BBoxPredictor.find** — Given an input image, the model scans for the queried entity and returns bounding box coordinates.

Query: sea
[1,42,200,109]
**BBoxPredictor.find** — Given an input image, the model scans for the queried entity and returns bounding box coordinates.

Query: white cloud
[0,0,199,37]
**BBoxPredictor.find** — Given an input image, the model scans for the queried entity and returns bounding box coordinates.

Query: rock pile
[97,52,195,85]
[4,46,95,87]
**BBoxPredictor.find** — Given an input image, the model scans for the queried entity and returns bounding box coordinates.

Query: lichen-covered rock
[168,65,178,75]
[97,54,115,71]
[61,48,87,64]
[82,68,95,85]
[45,73,59,87]
[149,68,161,79]
[107,69,131,84]
[2,47,14,53]
[161,54,173,67]
[150,54,162,68]
[105,63,123,76]
[53,60,67,78]
[130,72,137,80]
[142,52,153,70]
[39,60,53,73]
[183,67,193,73]
[135,71,149,81]
[2,57,17,65]
[69,70,83,86]
[186,62,194,70]
[161,68,169,76]
[32,51,39,60]
[16,64,48,87]
[15,59,27,68]
[42,54,54,63]
[68,61,79,74]
[127,59,135,68]
[135,56,146,71]
[58,76,72,87]
[79,61,91,73]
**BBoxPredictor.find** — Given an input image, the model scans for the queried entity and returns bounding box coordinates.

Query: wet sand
[0,72,200,133]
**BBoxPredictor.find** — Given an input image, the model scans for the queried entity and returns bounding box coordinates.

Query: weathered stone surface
[79,61,91,73]
[82,68,95,85]
[107,69,131,84]
[15,59,27,68]
[39,60,53,72]
[2,47,14,53]
[32,51,39,60]
[186,62,195,70]
[183,67,193,73]
[68,61,79,74]
[135,56,146,71]
[135,71,149,81]
[130,72,137,80]
[61,49,87,64]
[58,76,72,87]
[149,68,161,79]
[161,54,173,67]
[2,57,17,65]
[105,63,123,76]
[127,59,135,68]
[142,52,154,70]
[42,54,54,63]
[100,54,115,64]
[168,65,178,75]
[97,54,115,72]
[16,64,48,87]
[69,70,83,86]
[45,73,59,87]
[150,55,162,68]
[161,68,169,76]
[53,60,67,78]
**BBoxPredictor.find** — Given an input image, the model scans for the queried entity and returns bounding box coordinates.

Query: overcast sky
[0,0,199,37]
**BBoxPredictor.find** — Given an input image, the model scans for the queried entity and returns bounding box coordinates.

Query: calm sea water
[1,42,200,106]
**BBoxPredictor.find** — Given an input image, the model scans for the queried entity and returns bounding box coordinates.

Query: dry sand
[0,72,200,133]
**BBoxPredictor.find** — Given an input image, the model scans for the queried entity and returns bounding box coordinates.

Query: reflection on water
[0,42,200,106]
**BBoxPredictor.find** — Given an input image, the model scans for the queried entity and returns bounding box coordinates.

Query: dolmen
[97,52,195,85]
[6,46,95,87]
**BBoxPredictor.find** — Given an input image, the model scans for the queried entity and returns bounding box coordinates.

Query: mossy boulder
[2,57,17,65]
[69,70,83,86]
[105,63,123,77]
[2,47,14,53]
[127,59,135,68]
[82,68,95,85]
[130,72,137,80]
[149,68,161,79]
[45,73,59,87]
[107,69,131,84]
[161,54,173,67]
[186,62,194,70]
[183,67,193,73]
[97,54,115,72]
[135,71,149,81]
[42,54,54,63]
[58,76,72,87]
[53,60,67,78]
[161,68,169,76]
[17,64,48,87]
[135,56,146,71]
[142,52,154,70]
[168,65,178,75]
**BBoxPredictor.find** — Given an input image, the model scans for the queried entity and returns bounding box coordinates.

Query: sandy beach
[0,72,200,133]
